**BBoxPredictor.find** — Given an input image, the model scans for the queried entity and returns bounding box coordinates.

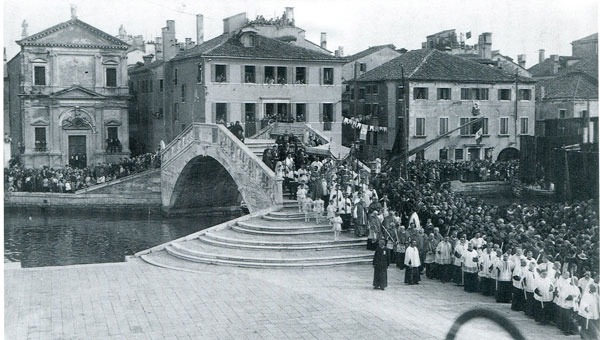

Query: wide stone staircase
[139,198,372,270]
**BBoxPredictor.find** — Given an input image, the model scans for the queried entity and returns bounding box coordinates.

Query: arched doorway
[497,147,520,162]
[169,156,242,214]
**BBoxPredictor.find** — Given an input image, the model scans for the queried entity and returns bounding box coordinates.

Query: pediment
[30,117,49,126]
[19,19,128,50]
[104,119,122,126]
[51,86,105,99]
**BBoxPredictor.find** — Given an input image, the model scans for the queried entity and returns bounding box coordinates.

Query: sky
[2,0,599,69]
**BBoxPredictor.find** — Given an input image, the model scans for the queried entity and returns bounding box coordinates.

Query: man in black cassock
[373,239,389,290]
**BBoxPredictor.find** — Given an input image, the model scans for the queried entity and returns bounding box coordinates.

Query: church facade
[6,16,130,168]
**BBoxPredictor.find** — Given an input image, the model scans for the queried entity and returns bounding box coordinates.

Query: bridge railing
[161,123,282,208]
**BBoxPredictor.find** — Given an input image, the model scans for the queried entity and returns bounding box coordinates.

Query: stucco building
[346,49,536,161]
[129,8,345,152]
[6,14,131,168]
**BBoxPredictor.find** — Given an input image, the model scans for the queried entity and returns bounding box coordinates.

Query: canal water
[4,207,236,268]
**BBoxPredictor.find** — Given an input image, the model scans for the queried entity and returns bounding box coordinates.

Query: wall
[537,98,598,120]
[406,80,536,161]
[4,192,160,208]
[342,48,400,81]
[166,56,344,144]
[572,39,598,59]
[7,54,23,157]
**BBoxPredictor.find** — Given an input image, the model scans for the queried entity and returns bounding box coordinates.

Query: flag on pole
[475,128,483,144]
[466,31,472,39]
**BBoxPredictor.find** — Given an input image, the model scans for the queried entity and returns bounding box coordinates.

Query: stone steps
[198,233,366,251]
[160,245,371,269]
[232,225,332,236]
[207,228,363,244]
[236,220,331,232]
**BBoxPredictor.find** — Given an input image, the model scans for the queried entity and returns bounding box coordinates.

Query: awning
[304,142,350,160]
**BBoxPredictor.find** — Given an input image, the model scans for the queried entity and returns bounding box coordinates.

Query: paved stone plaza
[5,259,577,340]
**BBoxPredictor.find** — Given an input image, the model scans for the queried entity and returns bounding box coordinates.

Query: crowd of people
[292,156,598,338]
[4,152,161,193]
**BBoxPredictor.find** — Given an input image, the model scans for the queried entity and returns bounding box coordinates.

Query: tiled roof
[346,44,397,63]
[572,33,598,43]
[172,33,344,62]
[129,60,164,74]
[528,56,597,79]
[537,72,598,100]
[357,49,534,83]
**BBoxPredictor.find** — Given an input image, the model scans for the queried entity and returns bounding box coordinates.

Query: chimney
[285,7,294,22]
[551,54,559,74]
[155,37,163,60]
[517,54,526,68]
[320,32,327,50]
[334,50,339,57]
[337,46,344,57]
[185,38,192,49]
[196,14,204,45]
[477,32,492,59]
[142,54,153,65]
[538,49,545,64]
[162,20,177,61]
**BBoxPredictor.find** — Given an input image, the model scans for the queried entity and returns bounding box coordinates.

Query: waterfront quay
[5,259,573,340]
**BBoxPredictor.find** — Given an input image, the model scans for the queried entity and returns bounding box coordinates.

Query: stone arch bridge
[160,123,283,214]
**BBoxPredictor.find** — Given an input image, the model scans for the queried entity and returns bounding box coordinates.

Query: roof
[537,72,598,100]
[346,44,397,63]
[172,33,344,62]
[17,19,129,50]
[572,33,598,44]
[357,49,535,83]
[129,59,165,74]
[528,56,597,79]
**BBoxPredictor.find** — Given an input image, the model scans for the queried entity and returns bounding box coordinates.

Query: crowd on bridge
[290,155,598,338]
[4,152,161,193]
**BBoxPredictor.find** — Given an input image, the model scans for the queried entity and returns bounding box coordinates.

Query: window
[359,63,367,72]
[482,118,489,135]
[107,127,118,140]
[414,87,428,100]
[498,89,511,100]
[520,117,529,134]
[159,79,164,92]
[245,103,256,122]
[455,148,464,161]
[437,88,451,100]
[173,103,179,121]
[181,84,186,102]
[197,64,203,83]
[323,68,334,85]
[248,35,256,47]
[215,65,227,82]
[322,103,333,131]
[296,103,306,122]
[439,149,448,161]
[358,88,366,100]
[475,88,489,100]
[149,79,153,92]
[34,127,46,151]
[216,103,227,123]
[276,67,287,84]
[373,131,378,146]
[34,66,46,85]
[397,85,405,100]
[106,68,117,87]
[580,110,588,118]
[244,66,256,83]
[415,117,426,136]
[519,89,531,100]
[366,86,371,95]
[559,109,566,118]
[460,117,471,136]
[500,117,509,135]
[461,88,471,100]
[264,66,275,84]
[371,85,379,95]
[439,117,448,135]
[295,67,306,84]
[173,69,178,85]
[372,104,379,115]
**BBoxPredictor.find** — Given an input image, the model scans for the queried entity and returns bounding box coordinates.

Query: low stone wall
[450,180,512,195]
[4,191,161,208]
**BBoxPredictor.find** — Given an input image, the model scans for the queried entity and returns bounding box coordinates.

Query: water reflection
[4,207,236,268]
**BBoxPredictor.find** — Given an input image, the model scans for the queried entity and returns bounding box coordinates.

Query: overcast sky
[3,0,598,68]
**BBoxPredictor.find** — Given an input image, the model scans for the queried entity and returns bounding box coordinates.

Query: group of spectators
[356,160,598,338]
[4,152,161,193]
[399,159,520,183]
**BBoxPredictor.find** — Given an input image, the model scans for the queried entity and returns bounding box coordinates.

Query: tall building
[344,49,536,161]
[129,9,346,152]
[6,12,131,168]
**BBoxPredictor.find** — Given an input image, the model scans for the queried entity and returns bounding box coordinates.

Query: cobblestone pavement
[5,259,577,340]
